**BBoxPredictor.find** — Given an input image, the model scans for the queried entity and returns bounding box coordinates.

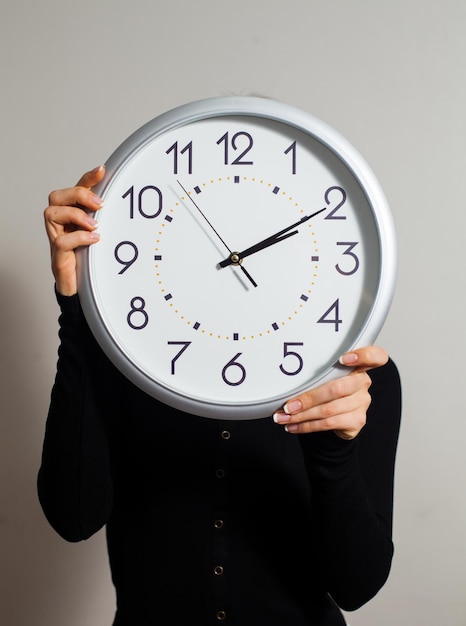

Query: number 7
[167,341,191,374]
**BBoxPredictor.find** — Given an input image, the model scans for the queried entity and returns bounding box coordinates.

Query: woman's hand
[44,166,106,296]
[273,346,389,440]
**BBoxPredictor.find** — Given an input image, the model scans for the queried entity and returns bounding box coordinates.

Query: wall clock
[78,96,397,420]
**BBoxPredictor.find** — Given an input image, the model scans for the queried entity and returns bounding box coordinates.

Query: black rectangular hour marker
[272,322,279,331]
[273,186,280,194]
[154,255,162,261]
[311,256,320,262]
[233,333,239,341]
[194,186,202,194]
[234,176,240,183]
[164,294,173,301]
[164,214,173,222]
[193,322,200,330]
[300,294,309,302]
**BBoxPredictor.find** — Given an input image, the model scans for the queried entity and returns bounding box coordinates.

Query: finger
[53,228,101,257]
[44,205,100,240]
[284,402,368,437]
[296,382,369,423]
[280,371,371,418]
[339,345,389,371]
[47,185,105,213]
[273,378,371,437]
[47,166,105,211]
[76,164,106,188]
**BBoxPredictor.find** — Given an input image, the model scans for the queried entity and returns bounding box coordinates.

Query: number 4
[317,299,342,332]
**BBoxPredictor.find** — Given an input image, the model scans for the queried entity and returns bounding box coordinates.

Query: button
[214,519,224,529]
[214,565,224,576]
[221,430,231,440]
[215,468,225,479]
[216,610,227,621]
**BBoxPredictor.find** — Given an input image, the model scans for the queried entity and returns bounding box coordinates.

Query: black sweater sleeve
[299,359,401,611]
[37,292,119,542]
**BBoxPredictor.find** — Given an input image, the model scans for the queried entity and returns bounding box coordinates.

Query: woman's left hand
[273,346,389,440]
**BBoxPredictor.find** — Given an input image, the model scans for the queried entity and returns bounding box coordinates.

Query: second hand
[176,180,258,288]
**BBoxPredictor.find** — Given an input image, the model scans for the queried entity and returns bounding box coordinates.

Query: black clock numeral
[114,241,139,274]
[284,141,297,175]
[279,342,304,376]
[127,297,149,330]
[166,141,193,174]
[217,131,254,165]
[324,186,347,220]
[335,242,360,275]
[167,341,192,375]
[317,299,342,332]
[122,185,163,219]
[222,352,247,386]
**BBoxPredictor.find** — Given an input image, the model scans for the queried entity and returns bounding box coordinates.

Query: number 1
[284,141,297,174]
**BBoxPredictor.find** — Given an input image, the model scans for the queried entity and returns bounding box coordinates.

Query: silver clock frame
[78,96,397,420]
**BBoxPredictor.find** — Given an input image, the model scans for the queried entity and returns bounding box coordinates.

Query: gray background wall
[1,1,465,624]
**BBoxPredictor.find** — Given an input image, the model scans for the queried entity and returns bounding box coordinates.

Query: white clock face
[79,99,396,419]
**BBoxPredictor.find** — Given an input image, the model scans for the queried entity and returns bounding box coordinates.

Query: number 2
[324,186,347,220]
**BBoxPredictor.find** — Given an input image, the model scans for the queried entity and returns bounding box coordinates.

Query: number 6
[222,353,246,386]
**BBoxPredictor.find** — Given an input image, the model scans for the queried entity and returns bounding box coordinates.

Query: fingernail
[90,193,105,208]
[273,412,291,424]
[284,400,302,415]
[339,352,358,365]
[89,231,101,241]
[85,216,99,229]
[91,165,105,174]
[285,424,299,433]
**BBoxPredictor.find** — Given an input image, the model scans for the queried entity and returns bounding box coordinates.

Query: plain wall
[1,0,466,624]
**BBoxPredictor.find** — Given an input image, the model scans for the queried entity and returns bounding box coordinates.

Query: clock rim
[77,96,397,420]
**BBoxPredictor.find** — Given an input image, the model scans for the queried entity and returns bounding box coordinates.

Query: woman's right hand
[44,166,106,296]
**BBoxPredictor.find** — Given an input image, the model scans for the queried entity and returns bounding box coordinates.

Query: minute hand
[218,207,327,268]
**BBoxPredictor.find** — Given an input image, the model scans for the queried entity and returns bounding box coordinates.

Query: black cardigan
[38,293,401,626]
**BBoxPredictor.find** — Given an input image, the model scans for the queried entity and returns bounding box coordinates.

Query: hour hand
[219,230,299,268]
[218,207,327,269]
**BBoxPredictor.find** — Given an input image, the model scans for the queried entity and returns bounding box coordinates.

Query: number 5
[279,342,304,376]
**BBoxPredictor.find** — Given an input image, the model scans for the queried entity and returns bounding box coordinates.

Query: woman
[39,165,401,625]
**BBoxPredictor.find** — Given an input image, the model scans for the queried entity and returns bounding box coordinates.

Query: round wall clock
[78,96,397,420]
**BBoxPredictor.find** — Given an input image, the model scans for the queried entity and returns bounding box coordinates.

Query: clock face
[78,97,396,419]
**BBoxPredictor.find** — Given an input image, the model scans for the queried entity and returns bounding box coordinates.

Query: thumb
[76,165,106,189]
